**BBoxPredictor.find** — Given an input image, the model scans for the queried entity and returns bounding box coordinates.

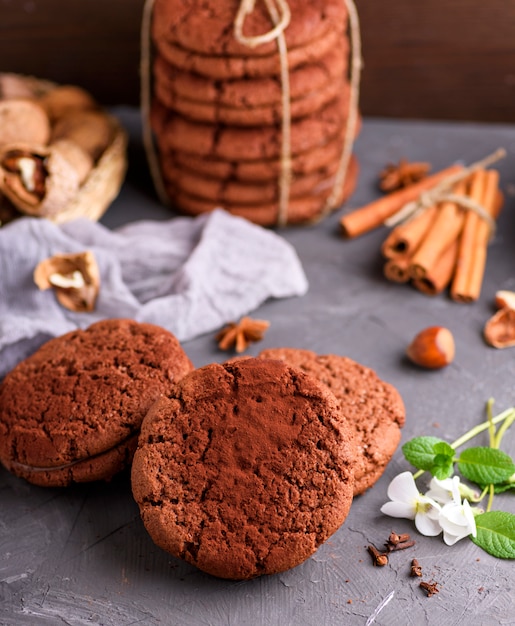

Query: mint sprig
[402,436,450,472]
[400,401,515,559]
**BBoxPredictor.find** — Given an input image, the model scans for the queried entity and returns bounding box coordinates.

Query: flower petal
[442,529,469,545]
[381,501,416,519]
[439,500,476,544]
[415,511,442,536]
[462,499,477,538]
[387,471,419,503]
[426,475,460,505]
[440,502,469,526]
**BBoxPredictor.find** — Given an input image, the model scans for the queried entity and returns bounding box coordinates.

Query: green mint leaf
[433,441,455,457]
[471,511,515,559]
[432,454,454,479]
[491,483,515,494]
[458,447,515,485]
[477,483,515,494]
[402,436,449,471]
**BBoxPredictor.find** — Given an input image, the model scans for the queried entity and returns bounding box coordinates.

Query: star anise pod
[216,316,270,353]
[379,158,430,192]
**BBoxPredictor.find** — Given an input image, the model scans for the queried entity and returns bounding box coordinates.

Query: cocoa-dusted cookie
[131,358,355,579]
[162,154,342,204]
[169,125,355,182]
[152,0,347,58]
[167,155,359,226]
[154,73,345,126]
[153,92,350,162]
[155,25,345,80]
[258,348,405,495]
[0,319,194,487]
[152,42,347,110]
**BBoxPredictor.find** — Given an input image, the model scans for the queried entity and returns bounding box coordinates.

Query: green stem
[450,407,515,450]
[487,484,495,513]
[487,398,496,449]
[494,412,515,450]
[478,485,490,501]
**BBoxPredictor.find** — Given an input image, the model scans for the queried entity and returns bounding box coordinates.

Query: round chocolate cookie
[258,348,405,495]
[152,0,347,58]
[153,92,350,161]
[154,73,345,126]
[169,125,355,182]
[131,358,355,579]
[162,154,342,204]
[167,155,359,226]
[0,319,194,487]
[153,43,347,109]
[155,25,344,80]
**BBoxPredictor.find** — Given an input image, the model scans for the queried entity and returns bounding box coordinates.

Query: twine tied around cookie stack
[141,0,363,227]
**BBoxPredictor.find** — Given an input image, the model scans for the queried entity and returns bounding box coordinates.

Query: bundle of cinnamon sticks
[340,152,504,302]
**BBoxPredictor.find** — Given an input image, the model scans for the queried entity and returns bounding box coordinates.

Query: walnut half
[33,250,100,312]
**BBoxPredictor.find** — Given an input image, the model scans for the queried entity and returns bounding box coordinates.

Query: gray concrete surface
[1,112,514,625]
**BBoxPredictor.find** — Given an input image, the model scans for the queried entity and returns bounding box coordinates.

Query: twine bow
[234,0,291,47]
[385,147,506,239]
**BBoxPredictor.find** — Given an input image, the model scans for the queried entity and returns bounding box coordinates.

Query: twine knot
[385,147,506,240]
[234,0,291,48]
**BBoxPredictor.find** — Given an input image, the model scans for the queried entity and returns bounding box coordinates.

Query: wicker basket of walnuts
[0,73,127,226]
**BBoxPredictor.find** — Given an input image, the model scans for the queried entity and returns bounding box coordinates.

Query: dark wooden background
[1,0,514,122]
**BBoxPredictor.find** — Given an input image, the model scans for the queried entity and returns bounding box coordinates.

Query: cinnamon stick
[457,173,501,302]
[413,240,459,296]
[408,179,469,279]
[340,164,463,238]
[381,206,438,259]
[384,255,411,283]
[451,170,499,302]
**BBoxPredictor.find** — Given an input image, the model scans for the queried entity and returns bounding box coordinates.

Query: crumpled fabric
[0,209,308,378]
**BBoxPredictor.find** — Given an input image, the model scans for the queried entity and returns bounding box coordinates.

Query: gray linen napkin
[0,209,308,378]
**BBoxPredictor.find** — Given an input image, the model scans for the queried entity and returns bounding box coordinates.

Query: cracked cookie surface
[153,92,350,161]
[131,358,355,579]
[0,319,193,486]
[258,348,406,495]
[152,0,347,58]
[166,155,359,226]
[155,25,345,80]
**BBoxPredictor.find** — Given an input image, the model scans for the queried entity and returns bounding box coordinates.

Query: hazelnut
[406,326,455,369]
[494,290,515,311]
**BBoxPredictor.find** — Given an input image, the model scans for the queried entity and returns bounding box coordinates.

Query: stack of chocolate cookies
[149,0,359,226]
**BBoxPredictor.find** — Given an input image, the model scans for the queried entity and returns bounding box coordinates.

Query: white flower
[381,471,442,536]
[439,498,477,545]
[425,475,461,505]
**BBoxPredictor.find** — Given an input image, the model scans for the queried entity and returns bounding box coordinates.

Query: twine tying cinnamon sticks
[384,147,505,236]
[140,0,362,227]
[340,147,506,302]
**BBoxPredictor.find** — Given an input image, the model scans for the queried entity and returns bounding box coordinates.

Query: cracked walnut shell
[0,142,82,217]
[33,251,100,312]
[484,308,515,349]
